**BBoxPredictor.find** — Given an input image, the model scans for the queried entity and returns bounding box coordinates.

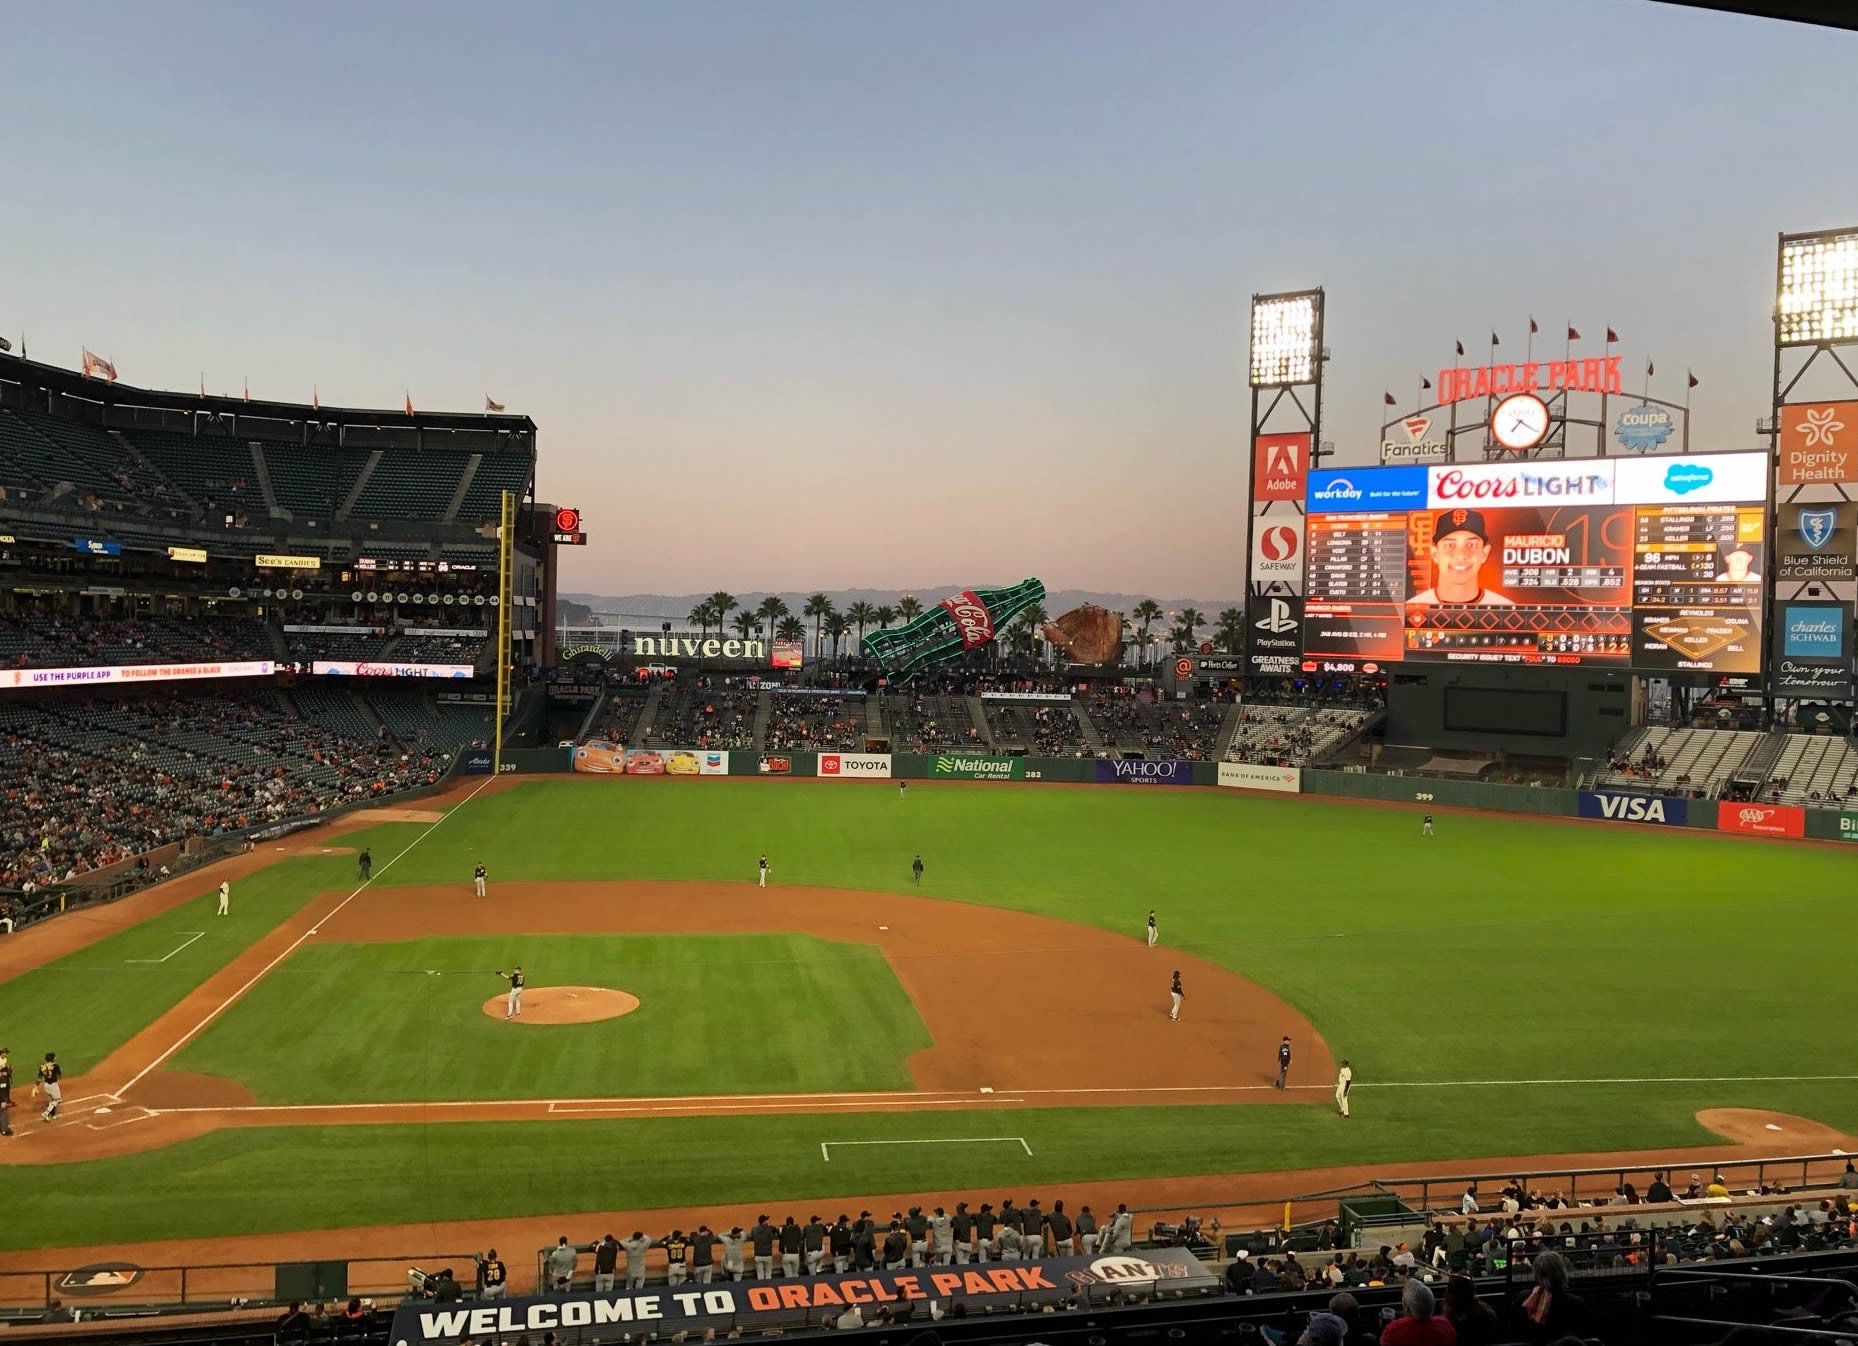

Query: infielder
[497,966,524,1019]
[1335,1058,1353,1117]
[757,855,769,888]
[1169,970,1183,1021]
[33,1051,61,1122]
[216,881,230,916]
[474,863,487,897]
[1146,910,1158,947]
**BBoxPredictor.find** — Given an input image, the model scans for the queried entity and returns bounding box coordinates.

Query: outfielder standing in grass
[1336,1058,1353,1117]
[497,966,524,1019]
[911,854,924,886]
[758,855,769,888]
[1147,910,1158,947]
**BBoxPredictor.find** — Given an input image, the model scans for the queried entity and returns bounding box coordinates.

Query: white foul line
[822,1136,1033,1163]
[117,776,498,1096]
[125,931,206,964]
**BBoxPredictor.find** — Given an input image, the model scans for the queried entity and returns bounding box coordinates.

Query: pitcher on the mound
[497,966,524,1018]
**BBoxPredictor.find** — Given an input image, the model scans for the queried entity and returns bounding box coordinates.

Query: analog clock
[1491,393,1551,451]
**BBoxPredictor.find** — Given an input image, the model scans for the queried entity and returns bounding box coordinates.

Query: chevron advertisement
[1578,790,1689,826]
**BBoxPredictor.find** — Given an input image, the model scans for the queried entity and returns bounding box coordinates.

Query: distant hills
[559,587,1245,625]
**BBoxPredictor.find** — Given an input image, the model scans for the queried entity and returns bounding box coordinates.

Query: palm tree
[775,615,806,645]
[756,596,789,647]
[1214,607,1245,654]
[824,611,852,664]
[802,593,834,665]
[707,592,738,636]
[846,601,876,647]
[897,594,922,622]
[1173,607,1205,653]
[1009,608,1043,665]
[730,610,757,641]
[1131,599,1163,666]
[873,604,896,630]
[686,600,713,639]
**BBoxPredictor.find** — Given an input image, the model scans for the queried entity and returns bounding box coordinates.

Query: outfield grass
[173,933,930,1102]
[6,778,1857,1250]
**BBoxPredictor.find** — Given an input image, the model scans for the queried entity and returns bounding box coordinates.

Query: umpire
[1275,1035,1292,1091]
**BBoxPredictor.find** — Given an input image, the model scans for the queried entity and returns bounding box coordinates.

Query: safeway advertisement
[817,753,892,778]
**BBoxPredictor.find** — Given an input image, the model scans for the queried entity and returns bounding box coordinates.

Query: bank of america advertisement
[1300,452,1769,673]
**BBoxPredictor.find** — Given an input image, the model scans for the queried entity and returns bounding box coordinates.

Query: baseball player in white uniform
[1336,1059,1353,1117]
[1146,910,1158,947]
[474,864,487,898]
[216,881,230,916]
[498,966,524,1019]
[758,855,768,888]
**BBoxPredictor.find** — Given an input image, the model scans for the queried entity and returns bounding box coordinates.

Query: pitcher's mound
[1696,1108,1846,1150]
[481,987,641,1024]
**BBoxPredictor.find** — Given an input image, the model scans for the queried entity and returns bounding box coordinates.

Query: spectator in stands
[1442,1275,1500,1346]
[1648,1171,1674,1203]
[276,1301,313,1345]
[1841,1161,1858,1190]
[1299,1311,1349,1345]
[1379,1278,1455,1343]
[1514,1250,1583,1343]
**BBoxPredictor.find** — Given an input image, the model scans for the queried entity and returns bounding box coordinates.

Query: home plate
[879,926,889,931]
[1766,1124,1783,1132]
[94,1107,112,1115]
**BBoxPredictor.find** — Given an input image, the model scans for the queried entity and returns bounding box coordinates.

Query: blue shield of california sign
[1614,403,1675,453]
[1798,506,1837,551]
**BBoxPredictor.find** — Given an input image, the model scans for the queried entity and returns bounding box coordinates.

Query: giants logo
[938,591,996,649]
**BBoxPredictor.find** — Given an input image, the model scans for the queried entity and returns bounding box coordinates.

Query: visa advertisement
[1296,452,1768,673]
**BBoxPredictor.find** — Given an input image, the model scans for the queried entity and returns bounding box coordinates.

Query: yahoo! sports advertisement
[1300,453,1768,673]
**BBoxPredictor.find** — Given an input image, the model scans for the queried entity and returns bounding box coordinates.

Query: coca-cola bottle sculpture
[861,578,1047,677]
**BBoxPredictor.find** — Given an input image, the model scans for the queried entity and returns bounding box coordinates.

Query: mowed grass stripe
[367,779,1858,1088]
[172,934,931,1103]
[0,824,430,1070]
[19,1075,1858,1251]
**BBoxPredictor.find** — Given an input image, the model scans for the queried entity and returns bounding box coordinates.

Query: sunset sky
[4,1,1851,597]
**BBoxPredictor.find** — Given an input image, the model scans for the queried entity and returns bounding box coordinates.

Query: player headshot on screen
[1715,543,1762,583]
[1409,508,1515,607]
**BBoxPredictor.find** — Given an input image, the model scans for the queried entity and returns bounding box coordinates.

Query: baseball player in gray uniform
[620,1231,654,1289]
[719,1227,747,1280]
[497,967,524,1019]
[930,1208,954,1265]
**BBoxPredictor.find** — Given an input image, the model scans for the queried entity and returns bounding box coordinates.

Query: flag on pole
[1454,339,1464,357]
[199,372,207,398]
[1384,392,1396,406]
[81,348,117,382]
[485,395,505,413]
[312,384,320,410]
[1567,325,1581,341]
[1421,376,1432,390]
[1687,371,1699,389]
[1605,328,1619,344]
[405,392,415,416]
[242,377,250,403]
[1646,359,1654,378]
[1529,317,1539,335]
[1490,330,1499,347]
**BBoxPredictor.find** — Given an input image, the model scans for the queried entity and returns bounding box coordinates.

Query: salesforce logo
[1663,463,1714,495]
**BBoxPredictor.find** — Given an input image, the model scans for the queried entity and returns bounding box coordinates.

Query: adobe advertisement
[1301,453,1768,673]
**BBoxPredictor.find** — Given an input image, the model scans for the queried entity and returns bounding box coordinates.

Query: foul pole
[494,488,515,772]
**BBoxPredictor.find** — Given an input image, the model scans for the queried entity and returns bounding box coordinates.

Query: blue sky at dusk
[4,1,1850,596]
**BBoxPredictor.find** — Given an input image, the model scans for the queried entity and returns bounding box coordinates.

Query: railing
[0,1254,477,1313]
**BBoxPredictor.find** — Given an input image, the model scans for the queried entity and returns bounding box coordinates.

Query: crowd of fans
[1085,686,1227,759]
[648,681,759,751]
[764,693,860,752]
[0,689,456,903]
[1225,706,1372,768]
[882,693,982,751]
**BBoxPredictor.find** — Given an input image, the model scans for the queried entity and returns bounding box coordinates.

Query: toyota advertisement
[1298,453,1769,673]
[817,753,892,779]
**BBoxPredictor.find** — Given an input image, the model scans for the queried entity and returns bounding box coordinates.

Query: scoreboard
[1300,453,1769,673]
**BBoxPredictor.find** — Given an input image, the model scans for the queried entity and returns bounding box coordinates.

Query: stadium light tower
[1768,226,1858,714]
[1243,288,1326,681]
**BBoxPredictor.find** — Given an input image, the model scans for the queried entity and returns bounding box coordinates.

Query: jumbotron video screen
[1300,451,1770,672]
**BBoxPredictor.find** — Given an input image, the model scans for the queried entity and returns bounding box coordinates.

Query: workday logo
[1663,463,1714,495]
[1312,477,1363,504]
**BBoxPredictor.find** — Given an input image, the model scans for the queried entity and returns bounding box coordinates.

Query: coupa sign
[1094,758,1195,786]
[1578,790,1687,827]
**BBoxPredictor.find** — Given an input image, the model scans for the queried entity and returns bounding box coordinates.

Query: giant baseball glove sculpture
[1041,604,1125,665]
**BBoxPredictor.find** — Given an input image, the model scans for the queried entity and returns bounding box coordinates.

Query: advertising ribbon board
[818,753,892,778]
[1094,759,1195,786]
[312,661,474,679]
[1577,790,1689,826]
[928,755,1025,780]
[1838,812,1858,843]
[390,1249,1216,1345]
[1216,762,1301,793]
[3,660,275,689]
[1718,803,1806,838]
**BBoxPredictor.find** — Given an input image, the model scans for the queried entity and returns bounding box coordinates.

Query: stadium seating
[0,612,272,668]
[455,451,533,521]
[1592,726,1768,796]
[589,686,651,744]
[645,682,759,749]
[259,443,351,518]
[345,451,472,521]
[1085,689,1225,759]
[981,698,1089,755]
[121,428,264,515]
[764,691,863,751]
[883,692,982,750]
[1758,735,1858,808]
[1226,704,1374,766]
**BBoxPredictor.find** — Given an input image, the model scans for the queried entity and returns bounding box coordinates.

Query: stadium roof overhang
[1653,0,1858,30]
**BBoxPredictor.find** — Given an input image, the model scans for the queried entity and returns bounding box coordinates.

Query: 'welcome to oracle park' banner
[392,1250,1214,1343]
